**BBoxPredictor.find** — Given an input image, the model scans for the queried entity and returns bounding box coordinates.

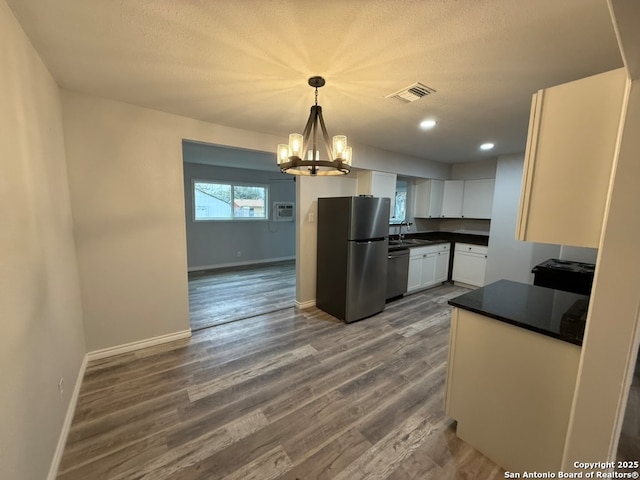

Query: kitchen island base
[445,307,580,472]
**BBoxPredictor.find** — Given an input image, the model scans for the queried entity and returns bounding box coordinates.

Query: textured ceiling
[7,0,623,164]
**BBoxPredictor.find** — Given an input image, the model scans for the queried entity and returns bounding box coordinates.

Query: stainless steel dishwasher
[386,248,410,300]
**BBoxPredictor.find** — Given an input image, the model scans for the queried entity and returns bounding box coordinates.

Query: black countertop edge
[448,279,588,346]
[390,231,489,246]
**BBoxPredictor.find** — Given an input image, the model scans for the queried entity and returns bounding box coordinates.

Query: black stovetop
[532,258,595,275]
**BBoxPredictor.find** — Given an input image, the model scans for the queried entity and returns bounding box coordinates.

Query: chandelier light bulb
[344,146,353,165]
[277,144,289,165]
[289,133,303,158]
[333,135,347,159]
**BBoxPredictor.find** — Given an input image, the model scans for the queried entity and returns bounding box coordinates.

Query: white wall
[183,162,295,269]
[559,246,597,264]
[295,175,358,306]
[485,154,560,284]
[353,143,451,180]
[61,90,445,349]
[0,2,86,478]
[451,158,497,180]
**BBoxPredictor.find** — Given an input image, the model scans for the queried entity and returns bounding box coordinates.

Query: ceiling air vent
[386,82,436,103]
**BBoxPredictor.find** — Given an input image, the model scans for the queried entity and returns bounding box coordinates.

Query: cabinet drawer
[454,243,488,255]
[411,242,450,257]
[436,242,450,252]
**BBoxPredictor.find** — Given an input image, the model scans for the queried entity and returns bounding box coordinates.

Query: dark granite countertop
[397,231,489,247]
[448,279,588,346]
[388,238,450,251]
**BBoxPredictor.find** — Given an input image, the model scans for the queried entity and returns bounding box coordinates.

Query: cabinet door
[435,251,450,283]
[407,254,423,292]
[421,253,437,288]
[452,252,487,287]
[462,179,495,219]
[442,180,464,217]
[517,68,628,248]
[414,179,444,218]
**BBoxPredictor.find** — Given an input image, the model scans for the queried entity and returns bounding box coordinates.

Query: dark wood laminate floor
[188,261,296,330]
[58,284,506,479]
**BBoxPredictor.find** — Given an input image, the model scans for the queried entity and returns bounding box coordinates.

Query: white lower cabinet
[452,243,488,287]
[407,243,450,293]
[434,250,449,283]
[446,308,580,471]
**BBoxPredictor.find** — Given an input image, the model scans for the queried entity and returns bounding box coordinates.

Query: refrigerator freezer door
[345,239,388,322]
[347,197,391,241]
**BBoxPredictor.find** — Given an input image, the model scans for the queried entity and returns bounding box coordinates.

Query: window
[393,180,408,223]
[193,181,268,220]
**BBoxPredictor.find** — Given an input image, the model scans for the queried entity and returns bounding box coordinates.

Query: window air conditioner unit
[273,202,294,222]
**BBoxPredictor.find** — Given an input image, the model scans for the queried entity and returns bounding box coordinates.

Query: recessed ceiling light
[419,119,437,130]
[480,142,495,151]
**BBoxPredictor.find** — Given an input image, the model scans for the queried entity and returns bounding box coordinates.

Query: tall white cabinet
[357,170,397,220]
[517,67,628,248]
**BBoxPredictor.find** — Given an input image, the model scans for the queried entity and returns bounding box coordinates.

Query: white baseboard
[296,299,316,309]
[48,329,192,478]
[87,329,192,361]
[47,354,88,480]
[188,256,295,272]
[452,281,480,290]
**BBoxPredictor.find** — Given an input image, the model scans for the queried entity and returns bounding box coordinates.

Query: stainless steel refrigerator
[316,196,390,323]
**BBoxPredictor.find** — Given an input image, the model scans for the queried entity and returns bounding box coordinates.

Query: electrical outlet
[58,377,64,396]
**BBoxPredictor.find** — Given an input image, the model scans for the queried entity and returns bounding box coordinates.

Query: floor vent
[386,82,436,103]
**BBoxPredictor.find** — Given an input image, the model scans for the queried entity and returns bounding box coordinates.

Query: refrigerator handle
[355,238,386,244]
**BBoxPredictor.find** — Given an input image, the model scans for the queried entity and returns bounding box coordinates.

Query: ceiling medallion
[277,76,351,176]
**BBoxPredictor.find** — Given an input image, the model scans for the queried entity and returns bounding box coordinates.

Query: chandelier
[277,76,351,176]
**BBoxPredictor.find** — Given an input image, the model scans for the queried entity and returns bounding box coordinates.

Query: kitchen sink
[388,238,434,247]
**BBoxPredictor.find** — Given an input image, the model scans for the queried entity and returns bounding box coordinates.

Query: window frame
[390,179,408,224]
[192,179,269,222]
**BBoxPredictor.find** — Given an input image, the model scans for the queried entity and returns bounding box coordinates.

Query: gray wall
[183,161,295,270]
[1,3,86,478]
[485,154,560,284]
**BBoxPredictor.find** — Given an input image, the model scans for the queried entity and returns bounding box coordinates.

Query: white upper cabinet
[414,179,444,218]
[462,179,495,219]
[517,68,628,248]
[416,178,495,219]
[357,171,397,219]
[441,180,464,218]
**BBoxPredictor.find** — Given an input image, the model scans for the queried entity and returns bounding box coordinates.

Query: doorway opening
[188,260,295,330]
[182,141,296,330]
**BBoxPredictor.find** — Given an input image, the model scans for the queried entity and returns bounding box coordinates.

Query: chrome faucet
[398,221,412,241]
